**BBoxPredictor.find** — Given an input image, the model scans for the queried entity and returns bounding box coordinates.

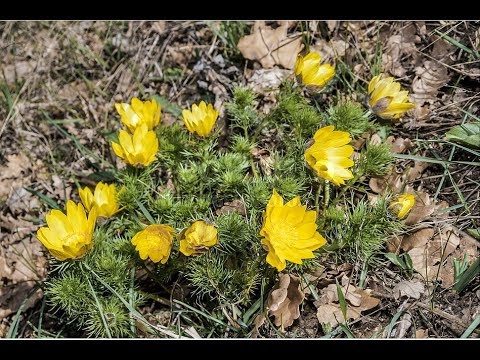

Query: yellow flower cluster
[37,182,120,261]
[181,101,219,137]
[37,49,418,275]
[130,220,219,263]
[111,98,161,167]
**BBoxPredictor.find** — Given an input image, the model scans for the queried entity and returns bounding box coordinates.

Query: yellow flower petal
[179,220,218,256]
[260,190,326,271]
[295,51,335,90]
[115,97,161,132]
[367,74,414,120]
[390,194,415,219]
[79,182,119,218]
[111,124,158,167]
[305,125,355,186]
[36,200,97,261]
[181,101,218,137]
[131,224,174,264]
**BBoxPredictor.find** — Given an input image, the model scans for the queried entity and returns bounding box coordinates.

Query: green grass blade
[86,276,112,338]
[242,297,262,326]
[173,299,228,327]
[135,199,155,224]
[336,279,348,323]
[339,323,355,338]
[152,95,182,118]
[83,263,183,338]
[24,187,61,210]
[453,257,480,292]
[393,153,480,166]
[461,315,480,338]
[6,284,40,338]
[0,82,14,112]
[434,30,480,58]
[386,306,405,338]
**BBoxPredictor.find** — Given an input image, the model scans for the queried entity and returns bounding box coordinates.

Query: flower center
[273,223,298,248]
[63,232,86,247]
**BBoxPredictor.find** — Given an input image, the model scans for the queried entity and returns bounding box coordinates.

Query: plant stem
[330,174,360,207]
[314,180,322,213]
[323,180,330,210]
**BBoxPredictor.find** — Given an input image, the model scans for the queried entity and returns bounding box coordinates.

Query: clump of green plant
[326,101,376,138]
[38,44,413,338]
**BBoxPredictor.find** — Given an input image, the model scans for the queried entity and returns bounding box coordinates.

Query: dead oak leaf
[407,225,476,288]
[267,273,305,329]
[237,21,303,69]
[382,34,417,78]
[393,280,425,300]
[411,60,450,107]
[215,199,247,216]
[404,192,437,225]
[386,136,414,154]
[315,277,380,328]
[0,282,43,321]
[0,153,31,200]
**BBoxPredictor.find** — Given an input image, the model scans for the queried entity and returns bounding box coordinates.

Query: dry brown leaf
[415,329,429,338]
[316,303,359,327]
[247,68,290,94]
[393,280,425,300]
[251,313,266,338]
[404,192,436,225]
[51,174,73,202]
[1,236,47,283]
[3,60,36,84]
[407,161,429,182]
[382,34,417,78]
[313,39,349,60]
[267,273,305,329]
[0,153,31,201]
[369,171,405,194]
[391,313,412,338]
[58,80,89,100]
[237,21,303,69]
[315,277,380,328]
[401,228,435,252]
[386,136,414,154]
[407,225,476,287]
[0,282,43,321]
[6,187,41,215]
[215,199,247,216]
[411,60,450,107]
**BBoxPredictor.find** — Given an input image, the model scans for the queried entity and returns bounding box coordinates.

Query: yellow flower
[111,124,158,167]
[181,101,219,137]
[115,97,161,133]
[79,182,119,218]
[36,200,97,261]
[367,74,415,120]
[389,194,415,219]
[131,224,175,264]
[305,125,354,186]
[260,190,327,271]
[294,51,335,90]
[179,220,218,256]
